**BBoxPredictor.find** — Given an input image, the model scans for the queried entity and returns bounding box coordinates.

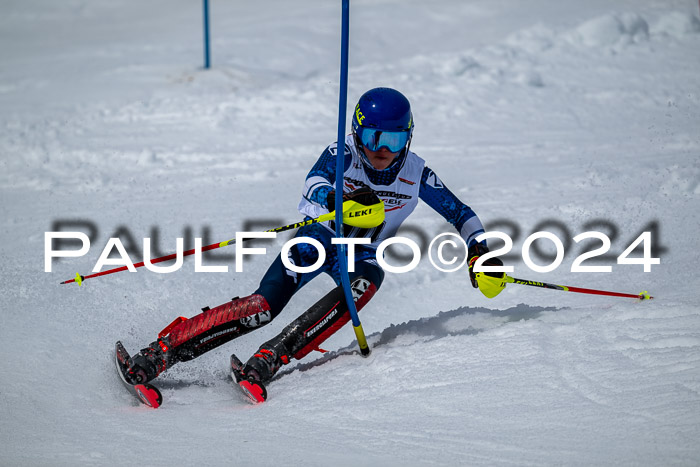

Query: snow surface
[2,0,700,465]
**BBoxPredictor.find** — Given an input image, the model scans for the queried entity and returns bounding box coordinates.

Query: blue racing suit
[255,135,486,318]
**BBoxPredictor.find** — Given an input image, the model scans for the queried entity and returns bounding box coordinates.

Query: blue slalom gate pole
[335,0,371,357]
[203,0,211,69]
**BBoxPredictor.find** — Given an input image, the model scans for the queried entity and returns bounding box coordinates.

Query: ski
[115,341,163,408]
[230,354,267,404]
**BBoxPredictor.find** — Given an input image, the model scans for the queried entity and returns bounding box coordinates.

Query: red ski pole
[60,199,384,286]
[60,217,331,286]
[505,275,653,300]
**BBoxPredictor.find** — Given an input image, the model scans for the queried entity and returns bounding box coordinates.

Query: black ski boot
[231,354,267,404]
[231,342,290,404]
[242,342,290,383]
[115,341,163,408]
[125,337,172,385]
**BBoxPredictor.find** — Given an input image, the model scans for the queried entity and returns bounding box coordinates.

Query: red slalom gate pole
[505,275,653,300]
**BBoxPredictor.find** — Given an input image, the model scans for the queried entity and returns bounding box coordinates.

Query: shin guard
[164,294,272,363]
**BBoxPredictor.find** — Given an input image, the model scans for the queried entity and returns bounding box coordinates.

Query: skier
[121,87,505,401]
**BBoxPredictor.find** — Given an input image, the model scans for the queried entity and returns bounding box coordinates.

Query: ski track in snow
[1,0,700,465]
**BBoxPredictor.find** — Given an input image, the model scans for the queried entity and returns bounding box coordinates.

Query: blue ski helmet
[352,88,413,154]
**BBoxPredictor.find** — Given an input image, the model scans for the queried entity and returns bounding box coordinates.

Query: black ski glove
[467,243,505,288]
[325,186,381,211]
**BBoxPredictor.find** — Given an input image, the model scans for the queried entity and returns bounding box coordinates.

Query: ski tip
[115,341,130,367]
[230,353,244,372]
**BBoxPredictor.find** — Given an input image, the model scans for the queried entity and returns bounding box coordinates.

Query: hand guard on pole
[468,244,507,299]
[326,187,385,229]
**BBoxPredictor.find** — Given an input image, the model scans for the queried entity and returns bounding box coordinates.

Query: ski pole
[504,275,653,300]
[60,199,384,286]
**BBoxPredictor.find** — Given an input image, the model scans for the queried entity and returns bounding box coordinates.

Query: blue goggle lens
[358,128,410,153]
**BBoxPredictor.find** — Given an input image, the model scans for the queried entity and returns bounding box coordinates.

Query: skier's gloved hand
[468,243,507,298]
[325,186,381,211]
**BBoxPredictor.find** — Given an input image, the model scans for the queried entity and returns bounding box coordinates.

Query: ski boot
[115,341,163,408]
[231,354,267,404]
[243,343,290,382]
[124,337,172,385]
[231,342,290,404]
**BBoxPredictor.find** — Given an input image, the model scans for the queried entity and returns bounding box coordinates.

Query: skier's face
[362,146,399,170]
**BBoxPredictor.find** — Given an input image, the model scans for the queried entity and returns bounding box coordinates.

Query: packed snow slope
[1,0,700,465]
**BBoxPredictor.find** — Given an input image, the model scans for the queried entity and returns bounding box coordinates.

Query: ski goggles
[356,127,410,153]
